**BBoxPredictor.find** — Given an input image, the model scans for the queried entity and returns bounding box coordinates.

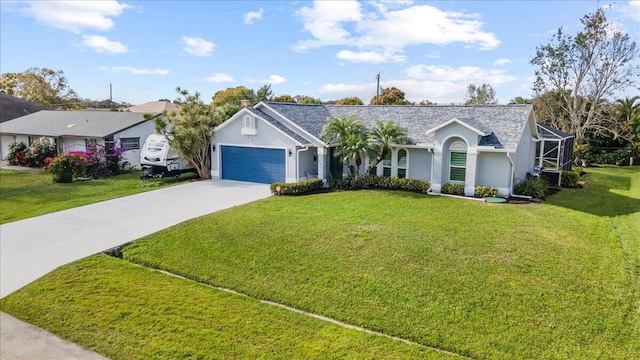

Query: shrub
[6,142,28,165]
[271,178,324,195]
[71,144,127,178]
[561,170,580,188]
[48,153,87,183]
[26,140,57,167]
[475,186,498,198]
[583,148,629,166]
[327,174,352,189]
[441,183,465,196]
[514,176,548,200]
[351,174,430,193]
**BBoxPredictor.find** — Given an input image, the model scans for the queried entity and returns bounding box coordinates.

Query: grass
[1,166,638,358]
[0,169,198,224]
[0,255,453,359]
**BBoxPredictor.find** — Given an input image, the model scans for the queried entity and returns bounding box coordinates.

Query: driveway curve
[1,179,271,298]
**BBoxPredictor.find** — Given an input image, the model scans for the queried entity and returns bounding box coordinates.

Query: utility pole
[109,83,113,110]
[375,73,380,105]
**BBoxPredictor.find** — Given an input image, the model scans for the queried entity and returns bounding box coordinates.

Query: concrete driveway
[0,179,271,298]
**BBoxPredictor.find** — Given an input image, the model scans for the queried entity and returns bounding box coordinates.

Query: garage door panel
[221,146,285,184]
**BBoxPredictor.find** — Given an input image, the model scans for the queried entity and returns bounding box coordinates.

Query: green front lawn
[0,255,449,359]
[0,169,198,224]
[1,166,638,359]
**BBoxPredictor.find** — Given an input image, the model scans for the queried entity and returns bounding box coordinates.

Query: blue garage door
[221,146,285,184]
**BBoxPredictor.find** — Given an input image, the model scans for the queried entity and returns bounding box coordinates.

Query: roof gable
[425,118,486,136]
[0,110,153,138]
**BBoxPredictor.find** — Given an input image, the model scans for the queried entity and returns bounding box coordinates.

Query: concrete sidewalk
[0,312,109,360]
[0,179,271,358]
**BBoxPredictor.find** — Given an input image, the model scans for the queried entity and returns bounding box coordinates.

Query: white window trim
[396,148,408,178]
[241,115,257,136]
[448,141,467,183]
[119,137,140,150]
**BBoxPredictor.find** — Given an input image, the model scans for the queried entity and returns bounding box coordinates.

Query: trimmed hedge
[474,186,498,198]
[271,178,324,195]
[441,183,465,196]
[272,175,431,196]
[351,174,430,193]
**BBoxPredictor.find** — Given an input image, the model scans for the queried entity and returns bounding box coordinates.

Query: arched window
[449,141,467,182]
[397,149,407,178]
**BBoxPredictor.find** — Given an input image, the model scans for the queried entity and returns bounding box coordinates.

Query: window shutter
[450,152,466,166]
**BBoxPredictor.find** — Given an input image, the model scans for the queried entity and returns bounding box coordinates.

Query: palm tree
[321,116,371,178]
[613,96,640,142]
[366,120,409,172]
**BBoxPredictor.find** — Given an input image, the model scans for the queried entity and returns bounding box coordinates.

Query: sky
[1,1,639,106]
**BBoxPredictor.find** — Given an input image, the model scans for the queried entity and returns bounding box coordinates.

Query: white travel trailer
[140,134,195,179]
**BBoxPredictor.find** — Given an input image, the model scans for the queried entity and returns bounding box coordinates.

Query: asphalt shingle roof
[0,110,152,138]
[0,92,49,123]
[263,102,533,149]
[250,108,308,144]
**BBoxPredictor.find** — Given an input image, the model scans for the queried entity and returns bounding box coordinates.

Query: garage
[221,145,286,184]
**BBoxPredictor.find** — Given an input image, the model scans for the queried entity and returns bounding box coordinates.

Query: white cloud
[244,8,264,25]
[493,58,511,66]
[81,35,127,54]
[204,73,234,83]
[98,66,169,75]
[630,1,640,19]
[426,51,441,59]
[318,79,466,104]
[293,1,500,62]
[266,75,286,84]
[182,36,216,56]
[319,62,519,104]
[293,1,363,51]
[336,50,406,63]
[405,64,516,84]
[21,1,131,33]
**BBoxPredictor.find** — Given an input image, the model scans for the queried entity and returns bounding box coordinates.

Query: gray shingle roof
[250,108,308,144]
[264,102,533,149]
[0,92,50,123]
[0,110,152,138]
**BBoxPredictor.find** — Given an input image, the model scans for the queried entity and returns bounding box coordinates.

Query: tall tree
[370,87,412,105]
[336,97,364,105]
[272,94,296,103]
[155,87,225,179]
[464,84,497,105]
[530,7,639,144]
[295,95,322,104]
[611,96,640,142]
[0,67,79,109]
[508,96,532,105]
[255,84,273,103]
[211,86,255,107]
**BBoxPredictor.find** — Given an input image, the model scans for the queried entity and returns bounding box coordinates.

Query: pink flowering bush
[48,153,87,183]
[70,144,127,178]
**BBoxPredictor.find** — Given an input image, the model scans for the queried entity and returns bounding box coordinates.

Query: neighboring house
[0,111,159,168]
[0,92,49,123]
[126,100,179,114]
[211,102,553,197]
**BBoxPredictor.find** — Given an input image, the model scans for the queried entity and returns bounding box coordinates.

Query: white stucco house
[211,102,549,197]
[0,110,159,169]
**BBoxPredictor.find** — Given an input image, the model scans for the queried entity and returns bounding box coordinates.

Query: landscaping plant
[48,153,86,183]
[514,175,548,199]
